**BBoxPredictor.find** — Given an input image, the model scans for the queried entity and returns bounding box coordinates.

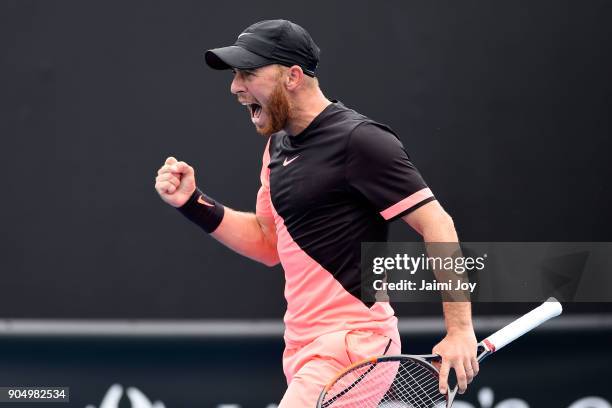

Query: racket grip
[483,297,562,352]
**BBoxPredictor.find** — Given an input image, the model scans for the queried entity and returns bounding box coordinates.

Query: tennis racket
[316,297,563,408]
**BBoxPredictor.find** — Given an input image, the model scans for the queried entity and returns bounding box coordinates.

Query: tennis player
[154,19,478,407]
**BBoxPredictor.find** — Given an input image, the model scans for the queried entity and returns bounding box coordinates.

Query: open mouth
[247,102,262,119]
[239,98,264,127]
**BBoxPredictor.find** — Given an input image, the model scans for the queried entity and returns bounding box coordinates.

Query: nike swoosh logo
[197,195,215,207]
[283,155,300,166]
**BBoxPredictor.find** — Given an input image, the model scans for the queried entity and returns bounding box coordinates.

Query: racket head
[317,354,456,408]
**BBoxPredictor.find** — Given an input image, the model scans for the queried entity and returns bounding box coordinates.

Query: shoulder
[329,102,402,147]
[347,120,405,159]
[267,131,286,152]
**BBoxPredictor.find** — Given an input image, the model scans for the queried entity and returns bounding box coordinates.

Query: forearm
[420,209,473,332]
[176,188,279,267]
[441,301,473,333]
[156,160,279,267]
[211,208,280,267]
[402,194,478,393]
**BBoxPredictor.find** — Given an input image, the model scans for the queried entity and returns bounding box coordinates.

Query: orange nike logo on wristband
[283,155,300,166]
[197,195,215,207]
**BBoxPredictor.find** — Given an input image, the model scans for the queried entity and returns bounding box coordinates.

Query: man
[154,19,478,407]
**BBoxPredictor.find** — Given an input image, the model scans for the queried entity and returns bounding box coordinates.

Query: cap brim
[204,46,274,70]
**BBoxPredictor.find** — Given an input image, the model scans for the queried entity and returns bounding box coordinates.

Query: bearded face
[233,65,291,137]
[255,80,290,136]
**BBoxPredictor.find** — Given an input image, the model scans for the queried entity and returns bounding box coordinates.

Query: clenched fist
[154,156,196,208]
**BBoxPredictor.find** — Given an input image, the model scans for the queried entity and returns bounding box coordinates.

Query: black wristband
[177,188,225,233]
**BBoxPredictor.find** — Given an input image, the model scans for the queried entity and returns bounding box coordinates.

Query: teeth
[248,104,261,117]
[241,101,262,118]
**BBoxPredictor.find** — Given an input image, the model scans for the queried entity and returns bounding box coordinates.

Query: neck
[285,88,331,136]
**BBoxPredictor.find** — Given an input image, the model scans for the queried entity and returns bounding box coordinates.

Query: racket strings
[321,359,446,407]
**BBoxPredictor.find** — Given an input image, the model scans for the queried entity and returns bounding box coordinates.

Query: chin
[256,126,272,137]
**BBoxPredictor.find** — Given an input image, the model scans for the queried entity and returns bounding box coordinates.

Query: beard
[257,81,290,137]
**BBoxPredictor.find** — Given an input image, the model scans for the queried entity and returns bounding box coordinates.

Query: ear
[285,65,305,91]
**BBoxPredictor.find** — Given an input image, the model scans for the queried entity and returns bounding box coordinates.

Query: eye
[232,69,257,80]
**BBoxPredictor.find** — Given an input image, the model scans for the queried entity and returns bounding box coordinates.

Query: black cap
[205,20,320,77]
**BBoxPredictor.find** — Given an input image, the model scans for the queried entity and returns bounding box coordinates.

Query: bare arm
[211,209,279,267]
[403,200,478,395]
[155,156,279,267]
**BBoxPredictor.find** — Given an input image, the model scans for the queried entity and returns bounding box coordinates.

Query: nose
[230,72,245,95]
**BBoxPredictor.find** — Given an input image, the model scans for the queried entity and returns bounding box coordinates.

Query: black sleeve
[346,122,435,220]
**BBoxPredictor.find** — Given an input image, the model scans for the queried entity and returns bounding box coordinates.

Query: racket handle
[483,297,562,352]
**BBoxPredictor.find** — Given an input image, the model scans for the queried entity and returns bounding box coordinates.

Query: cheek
[251,80,279,104]
[254,92,272,107]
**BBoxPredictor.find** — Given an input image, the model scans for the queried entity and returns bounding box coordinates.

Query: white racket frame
[317,297,563,408]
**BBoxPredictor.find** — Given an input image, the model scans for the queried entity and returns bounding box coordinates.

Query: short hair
[276,64,319,89]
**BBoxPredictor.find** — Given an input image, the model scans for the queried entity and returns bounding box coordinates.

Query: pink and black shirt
[256,101,435,348]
